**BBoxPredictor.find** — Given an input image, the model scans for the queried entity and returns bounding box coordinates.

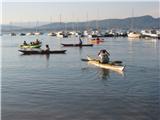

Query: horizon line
[2,0,158,3]
[2,15,159,25]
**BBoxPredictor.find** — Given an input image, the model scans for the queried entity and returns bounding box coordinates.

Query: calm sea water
[1,34,160,120]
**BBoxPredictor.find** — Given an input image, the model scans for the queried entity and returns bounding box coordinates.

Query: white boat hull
[128,32,141,38]
[88,61,124,71]
[87,56,125,73]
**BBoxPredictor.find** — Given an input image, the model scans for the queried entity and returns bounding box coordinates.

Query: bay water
[1,34,159,120]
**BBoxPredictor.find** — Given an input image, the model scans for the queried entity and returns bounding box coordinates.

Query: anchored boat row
[8,29,160,39]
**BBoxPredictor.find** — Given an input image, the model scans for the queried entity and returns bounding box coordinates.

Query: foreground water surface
[1,34,160,120]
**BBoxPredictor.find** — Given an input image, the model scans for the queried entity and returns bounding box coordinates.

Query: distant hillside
[39,15,159,31]
[11,21,49,28]
[1,25,23,32]
[1,15,160,33]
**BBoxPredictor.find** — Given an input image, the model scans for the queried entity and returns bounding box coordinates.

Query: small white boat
[26,32,34,36]
[56,31,68,38]
[34,32,43,35]
[141,30,159,39]
[128,32,141,38]
[48,32,56,36]
[56,32,63,38]
[82,30,92,38]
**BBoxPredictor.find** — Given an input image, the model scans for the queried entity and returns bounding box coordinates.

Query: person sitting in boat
[23,41,28,45]
[98,49,110,64]
[96,37,100,41]
[45,44,50,52]
[30,42,33,45]
[34,39,40,45]
[79,38,83,45]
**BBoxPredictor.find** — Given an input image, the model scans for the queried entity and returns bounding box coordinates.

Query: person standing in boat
[79,37,83,45]
[98,49,110,63]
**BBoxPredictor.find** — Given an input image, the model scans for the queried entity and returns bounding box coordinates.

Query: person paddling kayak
[98,49,110,63]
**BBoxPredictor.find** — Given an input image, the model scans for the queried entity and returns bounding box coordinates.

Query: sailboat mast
[86,12,89,31]
[35,21,39,33]
[76,18,79,32]
[59,14,61,24]
[130,8,134,30]
[96,9,99,31]
[50,16,53,24]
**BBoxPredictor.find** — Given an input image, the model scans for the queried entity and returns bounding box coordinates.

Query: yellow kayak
[20,44,41,48]
[87,56,125,72]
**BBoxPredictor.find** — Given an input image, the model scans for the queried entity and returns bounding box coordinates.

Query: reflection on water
[19,54,51,68]
[45,54,50,61]
[78,46,83,55]
[98,68,124,80]
[98,68,110,80]
[19,53,50,61]
[128,37,142,41]
[2,35,159,120]
[45,54,50,68]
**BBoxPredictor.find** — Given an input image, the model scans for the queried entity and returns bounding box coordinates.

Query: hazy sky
[1,0,159,24]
